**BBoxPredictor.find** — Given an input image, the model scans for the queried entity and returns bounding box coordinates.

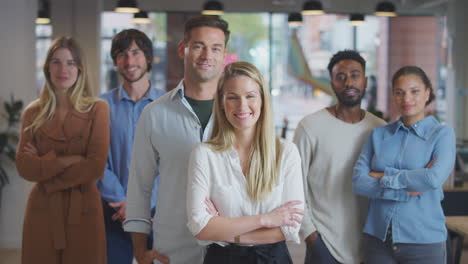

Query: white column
[50,0,103,93]
[0,0,37,248]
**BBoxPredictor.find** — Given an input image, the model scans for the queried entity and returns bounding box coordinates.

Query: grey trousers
[364,234,446,264]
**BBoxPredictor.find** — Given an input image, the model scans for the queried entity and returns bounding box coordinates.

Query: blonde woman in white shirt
[187,61,305,263]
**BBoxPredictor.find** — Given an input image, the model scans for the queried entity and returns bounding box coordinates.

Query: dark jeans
[102,201,154,264]
[364,234,446,264]
[204,241,293,264]
[304,234,340,264]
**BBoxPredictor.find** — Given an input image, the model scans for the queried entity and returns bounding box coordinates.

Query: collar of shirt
[384,115,439,141]
[166,80,214,141]
[116,84,160,102]
[170,80,186,101]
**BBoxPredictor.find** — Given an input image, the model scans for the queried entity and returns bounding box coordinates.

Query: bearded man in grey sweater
[293,50,386,264]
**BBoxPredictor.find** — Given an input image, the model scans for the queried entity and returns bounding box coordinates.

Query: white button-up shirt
[187,140,304,246]
[123,81,211,264]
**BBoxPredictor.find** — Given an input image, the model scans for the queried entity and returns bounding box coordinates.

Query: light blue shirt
[97,86,165,207]
[353,116,456,244]
[123,81,210,264]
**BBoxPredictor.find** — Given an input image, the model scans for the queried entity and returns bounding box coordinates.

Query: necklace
[335,105,364,123]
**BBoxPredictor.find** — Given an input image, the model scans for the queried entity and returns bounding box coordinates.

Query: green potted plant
[0,95,23,189]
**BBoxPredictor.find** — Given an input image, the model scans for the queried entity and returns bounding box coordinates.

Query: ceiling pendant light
[36,9,51,24]
[36,0,50,24]
[202,1,224,16]
[288,12,303,26]
[375,1,397,17]
[115,0,139,13]
[133,11,150,24]
[349,14,365,26]
[301,1,325,15]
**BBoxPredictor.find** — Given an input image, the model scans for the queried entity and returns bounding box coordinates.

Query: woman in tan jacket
[16,36,109,264]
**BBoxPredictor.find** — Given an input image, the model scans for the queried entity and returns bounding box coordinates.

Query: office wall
[0,0,37,249]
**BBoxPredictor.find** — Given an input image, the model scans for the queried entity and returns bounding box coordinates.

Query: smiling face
[222,75,262,135]
[48,48,79,92]
[115,41,148,84]
[179,26,227,83]
[393,74,430,124]
[331,59,367,107]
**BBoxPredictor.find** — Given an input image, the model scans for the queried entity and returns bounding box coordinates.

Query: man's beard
[192,65,219,83]
[336,88,364,107]
[119,66,147,83]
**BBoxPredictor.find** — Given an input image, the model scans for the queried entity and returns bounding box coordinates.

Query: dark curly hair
[111,29,153,72]
[392,66,435,105]
[327,50,366,76]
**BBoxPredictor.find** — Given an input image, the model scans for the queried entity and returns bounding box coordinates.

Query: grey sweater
[293,108,385,264]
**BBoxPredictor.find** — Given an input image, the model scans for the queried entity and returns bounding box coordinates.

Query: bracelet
[234,235,240,244]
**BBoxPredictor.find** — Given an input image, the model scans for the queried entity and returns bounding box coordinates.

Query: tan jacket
[16,100,109,264]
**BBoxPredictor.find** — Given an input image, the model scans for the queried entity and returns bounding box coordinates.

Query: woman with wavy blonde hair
[27,37,97,132]
[187,61,304,263]
[16,36,109,264]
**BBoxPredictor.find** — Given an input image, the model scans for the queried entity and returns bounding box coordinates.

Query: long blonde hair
[26,36,97,132]
[207,61,283,201]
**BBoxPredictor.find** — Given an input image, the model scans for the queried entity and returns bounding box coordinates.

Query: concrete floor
[2,243,468,264]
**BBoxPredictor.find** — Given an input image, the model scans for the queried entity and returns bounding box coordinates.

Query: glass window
[98,12,447,136]
[271,14,387,138]
[36,24,52,94]
[222,13,271,80]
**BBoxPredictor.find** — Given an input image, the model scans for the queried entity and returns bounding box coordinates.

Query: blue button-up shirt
[97,86,165,207]
[353,116,456,244]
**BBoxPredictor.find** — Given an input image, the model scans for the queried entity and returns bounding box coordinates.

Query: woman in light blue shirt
[353,66,456,264]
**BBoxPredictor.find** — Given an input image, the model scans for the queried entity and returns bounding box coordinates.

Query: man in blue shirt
[97,29,165,264]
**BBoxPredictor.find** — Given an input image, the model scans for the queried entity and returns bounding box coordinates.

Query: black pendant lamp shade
[36,0,50,24]
[288,12,303,26]
[36,9,50,24]
[115,0,139,13]
[349,13,365,26]
[375,1,396,17]
[202,1,224,15]
[133,11,150,24]
[301,1,325,15]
